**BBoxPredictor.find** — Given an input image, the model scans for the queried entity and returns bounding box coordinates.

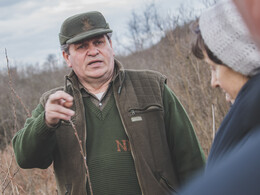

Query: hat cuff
[66,28,113,44]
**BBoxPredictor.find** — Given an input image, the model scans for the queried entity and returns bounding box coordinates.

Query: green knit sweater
[83,93,141,194]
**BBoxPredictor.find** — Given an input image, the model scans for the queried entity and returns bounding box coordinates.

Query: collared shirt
[78,63,119,110]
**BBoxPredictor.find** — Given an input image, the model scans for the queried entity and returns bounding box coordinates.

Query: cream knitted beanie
[199,0,260,76]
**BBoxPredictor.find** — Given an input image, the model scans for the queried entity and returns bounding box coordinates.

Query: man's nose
[87,44,99,56]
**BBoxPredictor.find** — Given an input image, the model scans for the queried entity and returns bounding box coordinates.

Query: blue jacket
[179,73,260,195]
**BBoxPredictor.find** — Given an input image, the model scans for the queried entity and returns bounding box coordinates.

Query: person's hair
[106,33,112,40]
[61,43,70,54]
[192,31,224,65]
[60,33,112,55]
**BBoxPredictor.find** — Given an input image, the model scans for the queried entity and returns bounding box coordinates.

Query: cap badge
[82,18,93,31]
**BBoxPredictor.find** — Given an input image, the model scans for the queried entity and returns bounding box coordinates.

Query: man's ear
[108,39,115,56]
[62,51,72,68]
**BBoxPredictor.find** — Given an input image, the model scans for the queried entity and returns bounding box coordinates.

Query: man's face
[63,34,115,85]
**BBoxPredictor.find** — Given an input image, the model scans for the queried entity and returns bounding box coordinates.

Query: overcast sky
[0,0,208,69]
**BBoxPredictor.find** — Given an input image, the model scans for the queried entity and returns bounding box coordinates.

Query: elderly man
[12,11,205,195]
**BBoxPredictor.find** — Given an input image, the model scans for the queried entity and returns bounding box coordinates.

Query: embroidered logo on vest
[116,140,131,152]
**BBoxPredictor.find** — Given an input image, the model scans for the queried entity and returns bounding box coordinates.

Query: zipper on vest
[130,110,135,115]
[160,174,177,193]
[129,105,163,115]
[114,100,145,195]
[118,118,145,194]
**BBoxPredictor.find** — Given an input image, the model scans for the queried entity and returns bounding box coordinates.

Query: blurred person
[233,0,260,47]
[12,11,205,195]
[178,0,260,194]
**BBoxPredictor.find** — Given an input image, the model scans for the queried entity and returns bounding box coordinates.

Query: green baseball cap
[59,11,113,45]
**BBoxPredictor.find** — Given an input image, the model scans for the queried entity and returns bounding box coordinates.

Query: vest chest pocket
[129,104,163,122]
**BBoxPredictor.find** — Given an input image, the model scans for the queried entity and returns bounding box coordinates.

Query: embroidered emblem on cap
[82,18,93,31]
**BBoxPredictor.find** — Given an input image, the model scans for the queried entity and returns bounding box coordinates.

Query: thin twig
[69,119,93,195]
[2,168,21,194]
[3,49,26,194]
[212,104,216,140]
[5,49,31,118]
[1,150,20,194]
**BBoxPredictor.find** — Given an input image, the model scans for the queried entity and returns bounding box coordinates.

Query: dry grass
[0,145,56,195]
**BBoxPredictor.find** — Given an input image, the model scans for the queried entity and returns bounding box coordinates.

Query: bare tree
[125,3,166,53]
[115,0,218,55]
[43,54,58,70]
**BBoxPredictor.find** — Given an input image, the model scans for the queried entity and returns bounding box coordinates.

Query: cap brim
[67,28,112,44]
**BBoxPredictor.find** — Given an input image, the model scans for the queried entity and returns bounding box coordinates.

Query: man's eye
[77,44,86,49]
[94,40,104,46]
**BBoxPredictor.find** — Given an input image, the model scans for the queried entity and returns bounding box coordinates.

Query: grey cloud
[0,0,24,7]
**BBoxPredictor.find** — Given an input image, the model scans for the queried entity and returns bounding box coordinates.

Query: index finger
[48,91,73,103]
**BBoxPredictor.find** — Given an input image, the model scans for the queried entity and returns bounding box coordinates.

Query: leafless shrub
[0,53,67,194]
[123,3,166,53]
